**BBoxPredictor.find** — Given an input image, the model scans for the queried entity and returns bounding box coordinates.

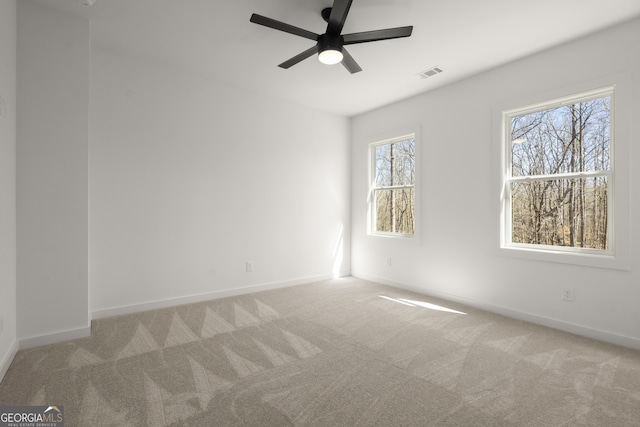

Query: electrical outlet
[385,257,392,267]
[562,287,575,302]
[245,261,254,273]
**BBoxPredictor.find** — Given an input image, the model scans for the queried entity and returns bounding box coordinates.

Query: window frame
[495,74,631,270]
[368,133,416,238]
[502,86,615,256]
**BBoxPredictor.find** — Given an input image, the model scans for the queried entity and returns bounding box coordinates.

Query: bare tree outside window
[371,135,415,235]
[506,91,611,251]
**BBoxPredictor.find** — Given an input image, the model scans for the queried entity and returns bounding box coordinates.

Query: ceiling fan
[250,0,413,74]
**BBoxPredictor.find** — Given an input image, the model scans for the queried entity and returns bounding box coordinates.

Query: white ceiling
[40,0,640,116]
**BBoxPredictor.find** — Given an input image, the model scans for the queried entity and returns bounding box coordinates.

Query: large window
[502,87,613,255]
[370,134,415,236]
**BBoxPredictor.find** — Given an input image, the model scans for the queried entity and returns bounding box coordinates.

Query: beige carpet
[1,278,639,426]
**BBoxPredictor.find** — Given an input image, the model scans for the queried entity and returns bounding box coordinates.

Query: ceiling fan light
[318,49,343,65]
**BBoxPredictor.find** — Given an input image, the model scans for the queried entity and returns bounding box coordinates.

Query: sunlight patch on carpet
[379,295,467,314]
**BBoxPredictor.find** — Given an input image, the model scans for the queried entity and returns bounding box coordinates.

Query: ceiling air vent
[416,66,443,79]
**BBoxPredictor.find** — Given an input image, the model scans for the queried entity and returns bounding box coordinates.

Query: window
[502,87,613,255]
[370,134,415,236]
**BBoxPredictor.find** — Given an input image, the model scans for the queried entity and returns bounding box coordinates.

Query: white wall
[351,18,640,348]
[89,47,351,316]
[0,0,17,378]
[17,1,90,346]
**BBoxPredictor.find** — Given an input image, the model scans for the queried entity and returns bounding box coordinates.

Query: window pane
[375,188,415,234]
[393,138,415,186]
[511,97,610,177]
[511,177,608,249]
[375,144,391,186]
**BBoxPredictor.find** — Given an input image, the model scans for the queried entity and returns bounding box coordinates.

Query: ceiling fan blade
[343,26,413,45]
[278,45,319,69]
[340,48,362,74]
[250,14,319,41]
[327,0,353,35]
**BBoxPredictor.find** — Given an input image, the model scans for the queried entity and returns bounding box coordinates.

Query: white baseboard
[19,325,91,350]
[92,274,342,320]
[7,274,352,354]
[354,273,640,351]
[0,340,18,383]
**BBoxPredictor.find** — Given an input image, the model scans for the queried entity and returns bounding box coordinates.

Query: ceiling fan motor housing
[318,34,344,54]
